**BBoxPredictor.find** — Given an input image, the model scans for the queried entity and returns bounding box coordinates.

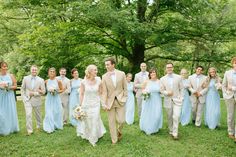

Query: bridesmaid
[180,69,192,126]
[69,68,82,126]
[140,68,162,135]
[204,67,221,130]
[125,73,135,125]
[43,67,64,133]
[0,61,19,136]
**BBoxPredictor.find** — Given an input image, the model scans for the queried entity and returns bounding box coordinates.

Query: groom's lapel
[106,73,116,89]
[115,70,120,87]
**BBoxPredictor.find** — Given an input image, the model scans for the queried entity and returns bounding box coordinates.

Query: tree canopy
[1,0,236,80]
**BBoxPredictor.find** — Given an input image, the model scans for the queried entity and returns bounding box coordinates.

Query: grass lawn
[0,100,235,157]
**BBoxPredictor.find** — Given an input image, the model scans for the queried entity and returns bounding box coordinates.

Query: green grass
[0,100,235,157]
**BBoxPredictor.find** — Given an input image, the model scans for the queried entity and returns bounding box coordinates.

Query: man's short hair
[105,57,116,65]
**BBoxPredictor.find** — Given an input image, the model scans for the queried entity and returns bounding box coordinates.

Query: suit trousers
[136,96,143,118]
[107,99,125,143]
[60,94,69,122]
[24,101,41,133]
[165,102,182,137]
[192,99,204,126]
[225,98,236,136]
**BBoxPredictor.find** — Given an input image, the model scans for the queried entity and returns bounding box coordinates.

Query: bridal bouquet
[73,106,86,120]
[0,81,10,92]
[142,89,150,100]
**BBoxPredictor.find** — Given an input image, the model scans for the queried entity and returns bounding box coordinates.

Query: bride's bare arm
[79,83,85,106]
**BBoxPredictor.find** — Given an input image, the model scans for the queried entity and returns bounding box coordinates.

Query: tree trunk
[130,39,145,73]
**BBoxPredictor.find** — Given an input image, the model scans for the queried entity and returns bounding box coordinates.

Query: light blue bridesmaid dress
[205,79,220,129]
[69,79,81,126]
[43,79,63,133]
[125,82,135,125]
[0,74,19,135]
[140,80,163,135]
[180,79,192,126]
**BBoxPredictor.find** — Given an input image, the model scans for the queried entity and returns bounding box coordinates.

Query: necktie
[31,77,36,89]
[196,75,200,89]
[168,74,174,89]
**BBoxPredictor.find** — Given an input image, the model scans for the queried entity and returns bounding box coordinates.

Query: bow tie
[109,72,115,76]
[31,76,36,80]
[141,72,146,76]
[168,74,173,78]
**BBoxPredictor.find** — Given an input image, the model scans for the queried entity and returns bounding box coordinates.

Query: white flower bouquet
[142,89,150,100]
[73,106,86,120]
[0,81,10,92]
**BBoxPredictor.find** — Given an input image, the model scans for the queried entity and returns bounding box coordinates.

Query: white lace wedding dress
[76,77,106,146]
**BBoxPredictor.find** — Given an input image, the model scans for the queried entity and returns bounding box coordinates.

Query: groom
[101,58,127,144]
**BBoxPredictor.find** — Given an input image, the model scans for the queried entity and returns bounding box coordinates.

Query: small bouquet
[48,87,57,96]
[215,83,222,90]
[0,81,9,92]
[73,106,86,120]
[142,89,150,100]
[77,87,80,93]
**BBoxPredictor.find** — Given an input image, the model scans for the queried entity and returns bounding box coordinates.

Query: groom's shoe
[118,132,122,141]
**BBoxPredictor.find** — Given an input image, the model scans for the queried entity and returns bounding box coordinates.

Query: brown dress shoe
[118,132,122,141]
[26,132,33,136]
[173,136,179,140]
[228,135,235,139]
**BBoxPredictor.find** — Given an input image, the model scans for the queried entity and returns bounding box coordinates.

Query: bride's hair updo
[85,64,97,79]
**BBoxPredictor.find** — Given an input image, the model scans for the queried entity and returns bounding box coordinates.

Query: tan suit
[102,69,127,143]
[188,74,207,126]
[56,76,71,123]
[134,71,149,117]
[222,69,236,136]
[21,75,46,133]
[160,73,184,137]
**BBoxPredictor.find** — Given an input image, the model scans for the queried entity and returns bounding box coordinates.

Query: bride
[76,64,106,146]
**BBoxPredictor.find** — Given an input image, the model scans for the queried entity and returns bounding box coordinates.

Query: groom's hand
[102,106,109,111]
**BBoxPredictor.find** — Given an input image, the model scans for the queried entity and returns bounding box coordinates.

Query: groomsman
[160,63,184,140]
[21,65,45,135]
[134,63,149,117]
[222,57,236,141]
[56,68,70,124]
[188,66,207,127]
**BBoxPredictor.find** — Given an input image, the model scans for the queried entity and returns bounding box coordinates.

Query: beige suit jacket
[188,74,207,103]
[134,71,149,97]
[21,75,46,106]
[160,73,184,108]
[222,69,236,100]
[101,69,128,109]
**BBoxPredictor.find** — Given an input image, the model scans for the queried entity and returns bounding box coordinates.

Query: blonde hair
[85,64,97,79]
[231,57,236,65]
[203,67,221,88]
[126,73,132,77]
